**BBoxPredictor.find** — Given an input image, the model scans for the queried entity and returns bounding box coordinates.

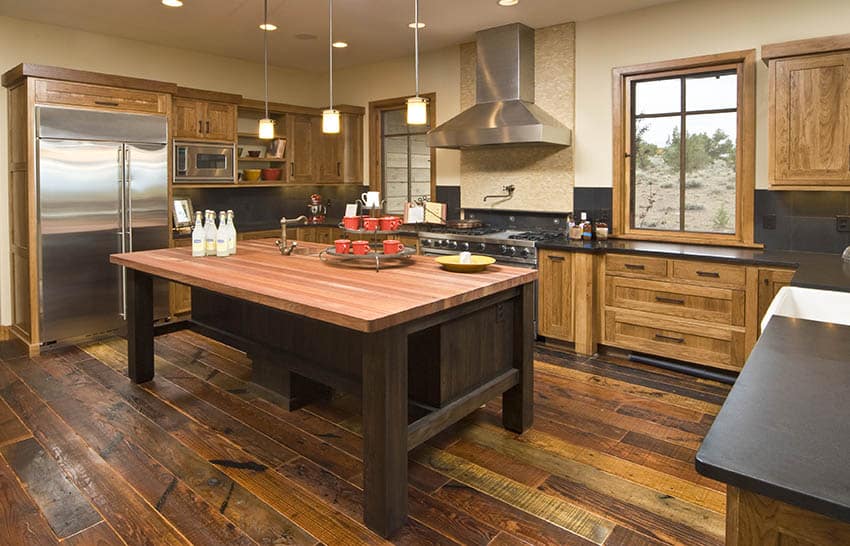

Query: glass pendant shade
[322,109,341,134]
[258,118,275,139]
[406,96,428,125]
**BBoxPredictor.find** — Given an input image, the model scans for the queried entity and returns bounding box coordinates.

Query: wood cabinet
[288,113,363,184]
[538,250,573,341]
[295,227,342,244]
[34,79,169,114]
[173,97,237,142]
[765,34,850,188]
[169,238,192,316]
[288,114,319,182]
[757,267,796,326]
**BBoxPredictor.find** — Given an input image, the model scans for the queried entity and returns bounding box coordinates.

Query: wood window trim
[368,93,436,201]
[612,49,758,248]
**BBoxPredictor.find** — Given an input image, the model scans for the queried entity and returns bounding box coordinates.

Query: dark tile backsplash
[436,186,461,221]
[176,185,368,232]
[754,190,850,253]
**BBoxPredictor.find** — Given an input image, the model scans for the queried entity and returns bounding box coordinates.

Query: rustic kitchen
[1,0,849,545]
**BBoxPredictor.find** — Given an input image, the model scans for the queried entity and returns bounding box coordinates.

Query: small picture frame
[267,137,287,159]
[172,197,194,229]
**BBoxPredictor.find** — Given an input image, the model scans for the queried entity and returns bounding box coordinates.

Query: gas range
[419,228,565,267]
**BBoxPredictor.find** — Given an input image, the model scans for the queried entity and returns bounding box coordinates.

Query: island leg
[126,269,154,383]
[361,326,408,537]
[503,283,534,433]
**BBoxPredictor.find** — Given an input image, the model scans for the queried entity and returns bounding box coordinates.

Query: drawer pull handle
[95,100,119,107]
[624,263,645,270]
[548,256,565,262]
[654,333,685,344]
[655,296,685,305]
[697,271,720,278]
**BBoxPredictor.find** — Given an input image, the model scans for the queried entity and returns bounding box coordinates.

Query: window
[613,51,756,246]
[369,94,436,214]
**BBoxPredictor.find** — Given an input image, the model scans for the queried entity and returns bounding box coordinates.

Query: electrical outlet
[837,215,850,233]
[763,214,777,230]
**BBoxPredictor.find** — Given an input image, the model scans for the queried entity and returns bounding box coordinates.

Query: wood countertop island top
[111,239,537,333]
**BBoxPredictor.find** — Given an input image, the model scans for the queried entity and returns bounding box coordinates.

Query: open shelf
[173,183,288,189]
[238,158,287,163]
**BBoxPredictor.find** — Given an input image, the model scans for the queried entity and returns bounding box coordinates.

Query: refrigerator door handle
[119,145,127,319]
[125,146,133,252]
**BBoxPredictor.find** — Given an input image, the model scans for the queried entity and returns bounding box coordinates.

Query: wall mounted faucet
[483,185,516,202]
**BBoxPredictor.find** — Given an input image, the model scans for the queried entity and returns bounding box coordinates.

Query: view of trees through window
[631,71,738,234]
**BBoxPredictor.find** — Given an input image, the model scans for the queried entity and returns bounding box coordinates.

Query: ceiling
[0,0,676,72]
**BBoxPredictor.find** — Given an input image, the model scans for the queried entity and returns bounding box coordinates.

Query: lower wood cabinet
[169,237,192,317]
[538,250,573,341]
[757,267,795,325]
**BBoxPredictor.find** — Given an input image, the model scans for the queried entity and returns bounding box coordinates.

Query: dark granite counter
[696,316,850,523]
[174,221,422,240]
[535,238,850,292]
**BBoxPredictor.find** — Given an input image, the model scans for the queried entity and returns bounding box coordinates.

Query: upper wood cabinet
[289,114,319,183]
[765,34,850,188]
[173,97,237,142]
[288,112,363,184]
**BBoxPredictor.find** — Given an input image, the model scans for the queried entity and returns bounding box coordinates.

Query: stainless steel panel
[125,143,169,319]
[38,139,124,342]
[475,23,534,103]
[37,106,167,143]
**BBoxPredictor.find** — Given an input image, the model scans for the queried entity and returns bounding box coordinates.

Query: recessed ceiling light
[259,23,277,31]
[295,33,318,40]
[332,41,348,48]
[408,22,426,29]
[161,0,183,6]
[498,0,519,5]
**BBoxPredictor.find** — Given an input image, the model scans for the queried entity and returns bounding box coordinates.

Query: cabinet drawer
[35,79,167,114]
[606,276,745,327]
[605,254,668,278]
[671,260,746,288]
[605,309,746,371]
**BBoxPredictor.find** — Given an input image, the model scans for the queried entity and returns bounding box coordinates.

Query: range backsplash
[448,185,850,253]
[176,185,368,232]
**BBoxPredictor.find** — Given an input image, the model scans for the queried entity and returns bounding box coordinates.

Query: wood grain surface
[111,239,537,332]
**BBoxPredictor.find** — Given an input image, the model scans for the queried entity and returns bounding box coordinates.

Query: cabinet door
[757,268,796,327]
[289,115,318,182]
[772,52,850,185]
[173,98,204,139]
[342,114,363,183]
[315,227,335,245]
[538,250,573,341]
[204,102,236,142]
[318,131,344,183]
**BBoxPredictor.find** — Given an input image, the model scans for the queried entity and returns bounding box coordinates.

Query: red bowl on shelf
[261,168,282,181]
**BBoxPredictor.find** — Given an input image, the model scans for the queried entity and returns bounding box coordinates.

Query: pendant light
[406,0,428,125]
[258,0,275,139]
[322,0,341,134]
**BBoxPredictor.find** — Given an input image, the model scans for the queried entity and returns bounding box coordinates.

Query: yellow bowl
[435,254,496,273]
[242,169,262,181]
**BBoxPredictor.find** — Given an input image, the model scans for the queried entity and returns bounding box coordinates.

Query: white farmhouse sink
[761,286,850,333]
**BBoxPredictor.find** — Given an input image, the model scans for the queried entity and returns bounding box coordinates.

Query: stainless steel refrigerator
[36,106,169,343]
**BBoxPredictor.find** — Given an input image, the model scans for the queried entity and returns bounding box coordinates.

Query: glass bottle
[216,211,229,257]
[191,210,205,257]
[226,210,237,255]
[204,210,217,256]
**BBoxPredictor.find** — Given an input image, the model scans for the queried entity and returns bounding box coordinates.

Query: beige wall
[333,45,463,188]
[0,15,325,324]
[574,0,850,188]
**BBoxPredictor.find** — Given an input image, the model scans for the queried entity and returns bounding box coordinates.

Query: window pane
[685,72,737,111]
[632,116,681,230]
[634,78,680,115]
[683,112,737,233]
[382,109,408,135]
[383,135,408,213]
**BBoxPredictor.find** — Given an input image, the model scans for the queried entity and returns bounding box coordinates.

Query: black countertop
[696,316,850,523]
[174,220,421,239]
[535,239,850,293]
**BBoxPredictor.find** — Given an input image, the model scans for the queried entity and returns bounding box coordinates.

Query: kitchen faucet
[276,215,308,255]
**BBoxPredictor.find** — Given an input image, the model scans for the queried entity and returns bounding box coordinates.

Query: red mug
[380,216,402,231]
[334,239,351,254]
[342,216,361,230]
[382,239,405,254]
[363,217,381,231]
[352,240,372,255]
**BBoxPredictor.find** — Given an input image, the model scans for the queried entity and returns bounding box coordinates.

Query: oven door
[174,142,234,182]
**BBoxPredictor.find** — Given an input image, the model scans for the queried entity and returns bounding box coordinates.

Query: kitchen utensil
[361,191,381,208]
[380,216,402,231]
[247,150,262,158]
[335,239,351,254]
[435,255,496,273]
[242,169,262,181]
[363,217,381,231]
[446,218,482,230]
[261,168,282,181]
[382,239,405,254]
[352,240,371,255]
[342,216,361,230]
[307,193,327,224]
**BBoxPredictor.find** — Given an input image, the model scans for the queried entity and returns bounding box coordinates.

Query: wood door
[289,115,318,183]
[318,130,343,183]
[757,268,796,326]
[342,114,363,183]
[204,102,236,142]
[173,98,204,139]
[538,250,573,341]
[772,52,850,185]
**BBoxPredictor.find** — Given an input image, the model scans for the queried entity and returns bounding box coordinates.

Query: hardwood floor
[0,330,730,545]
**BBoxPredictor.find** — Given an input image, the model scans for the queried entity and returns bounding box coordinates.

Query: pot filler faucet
[276,215,308,255]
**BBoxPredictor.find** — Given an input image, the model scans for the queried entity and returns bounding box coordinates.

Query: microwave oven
[174,142,235,182]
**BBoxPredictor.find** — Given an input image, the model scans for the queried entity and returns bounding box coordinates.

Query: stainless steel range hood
[427,23,571,149]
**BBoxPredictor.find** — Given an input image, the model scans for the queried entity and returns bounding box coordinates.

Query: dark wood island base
[114,242,536,538]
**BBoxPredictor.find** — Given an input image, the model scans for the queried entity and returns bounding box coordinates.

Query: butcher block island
[110,239,536,537]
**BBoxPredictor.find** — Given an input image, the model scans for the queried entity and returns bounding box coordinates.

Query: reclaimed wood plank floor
[0,330,730,545]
